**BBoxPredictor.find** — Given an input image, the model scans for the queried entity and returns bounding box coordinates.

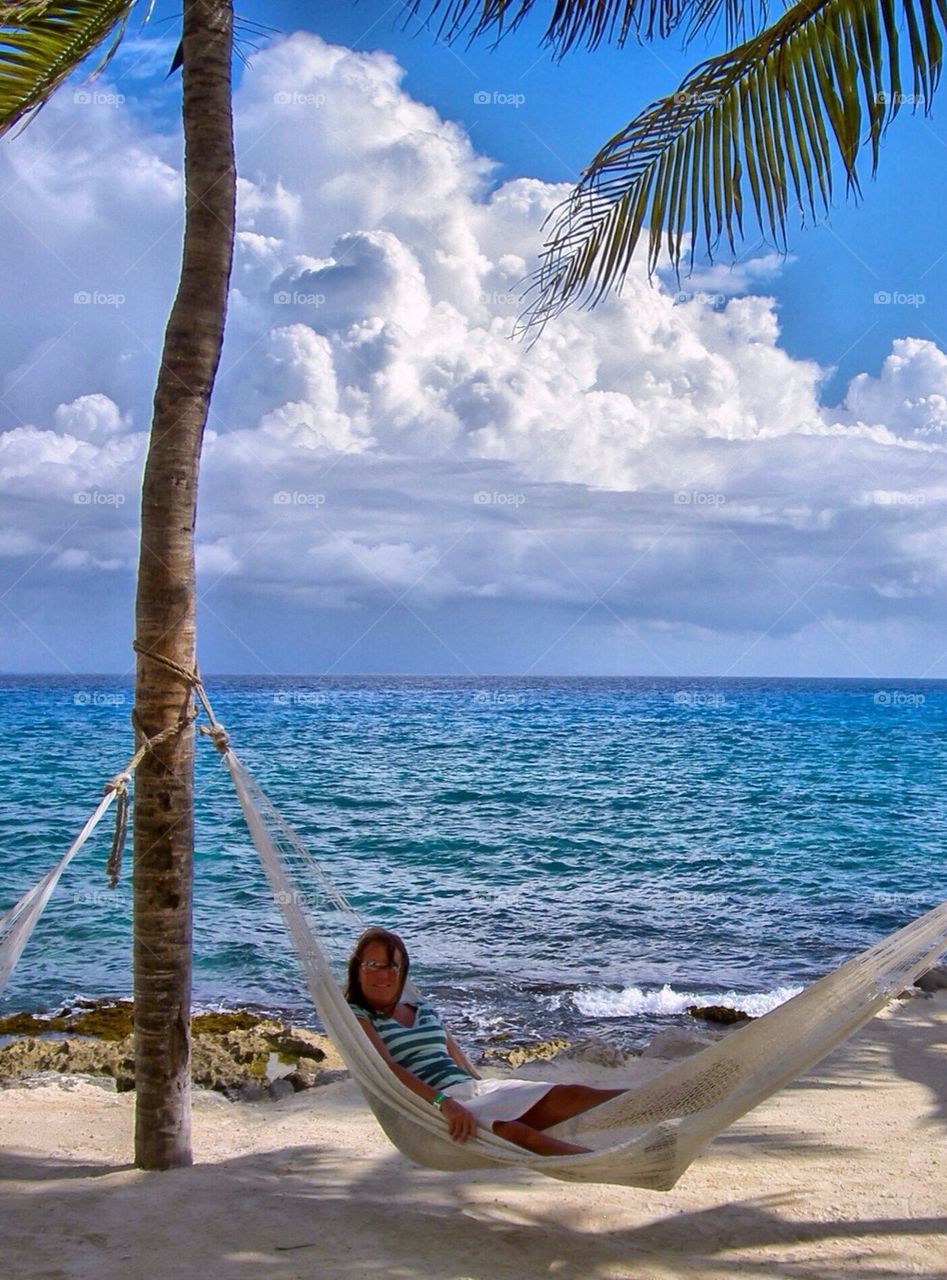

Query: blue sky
[2,0,947,677]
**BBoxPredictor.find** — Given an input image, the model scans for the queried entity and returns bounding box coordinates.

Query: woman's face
[358,938,405,1011]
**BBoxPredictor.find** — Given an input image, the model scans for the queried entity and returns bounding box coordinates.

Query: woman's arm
[354,1017,477,1143]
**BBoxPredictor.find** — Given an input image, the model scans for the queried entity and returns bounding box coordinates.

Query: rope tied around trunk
[105,642,211,887]
[101,707,197,890]
[104,641,232,884]
[133,639,230,753]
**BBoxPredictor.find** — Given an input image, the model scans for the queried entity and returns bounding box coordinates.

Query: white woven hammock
[0,789,118,998]
[222,747,947,1191]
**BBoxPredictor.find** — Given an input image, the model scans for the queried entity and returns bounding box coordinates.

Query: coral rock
[686,1004,752,1025]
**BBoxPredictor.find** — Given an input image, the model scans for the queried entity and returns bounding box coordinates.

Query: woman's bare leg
[491,1119,589,1155]
[517,1083,625,1131]
[491,1084,625,1156]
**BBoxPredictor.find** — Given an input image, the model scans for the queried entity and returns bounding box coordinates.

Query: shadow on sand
[0,1139,944,1280]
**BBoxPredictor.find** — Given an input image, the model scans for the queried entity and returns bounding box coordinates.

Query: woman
[347,926,624,1156]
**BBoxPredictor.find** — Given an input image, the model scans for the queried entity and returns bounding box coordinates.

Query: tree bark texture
[133,0,235,1171]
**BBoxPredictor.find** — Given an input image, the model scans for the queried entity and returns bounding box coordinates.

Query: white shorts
[443,1078,556,1126]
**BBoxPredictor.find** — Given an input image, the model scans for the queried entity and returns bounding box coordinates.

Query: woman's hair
[345,926,410,1009]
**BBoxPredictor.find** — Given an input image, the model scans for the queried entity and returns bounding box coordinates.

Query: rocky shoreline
[0,998,746,1098]
[0,1001,345,1101]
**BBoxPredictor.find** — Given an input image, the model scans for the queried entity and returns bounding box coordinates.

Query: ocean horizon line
[3,672,947,685]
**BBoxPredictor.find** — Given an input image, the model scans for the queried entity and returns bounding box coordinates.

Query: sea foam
[563,983,803,1019]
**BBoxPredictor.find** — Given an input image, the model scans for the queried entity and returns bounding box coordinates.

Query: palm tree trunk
[132,0,235,1171]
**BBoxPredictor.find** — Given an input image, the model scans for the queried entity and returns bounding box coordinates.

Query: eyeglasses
[360,959,402,972]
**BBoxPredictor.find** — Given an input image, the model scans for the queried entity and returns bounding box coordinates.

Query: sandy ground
[1,995,945,1280]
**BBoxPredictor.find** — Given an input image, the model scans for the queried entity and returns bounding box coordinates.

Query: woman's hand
[439,1097,477,1143]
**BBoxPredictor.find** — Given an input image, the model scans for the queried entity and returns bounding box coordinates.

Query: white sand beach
[1,995,945,1280]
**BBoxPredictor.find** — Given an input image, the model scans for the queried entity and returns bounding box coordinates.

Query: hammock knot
[130,703,198,761]
[199,722,230,754]
[131,640,231,762]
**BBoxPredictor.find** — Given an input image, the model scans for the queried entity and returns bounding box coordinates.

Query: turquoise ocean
[2,676,945,1051]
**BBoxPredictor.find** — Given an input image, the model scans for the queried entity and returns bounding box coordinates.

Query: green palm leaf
[410,1,772,56]
[0,0,139,137]
[522,0,946,329]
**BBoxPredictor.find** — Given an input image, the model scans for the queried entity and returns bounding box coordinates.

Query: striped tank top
[351,999,470,1089]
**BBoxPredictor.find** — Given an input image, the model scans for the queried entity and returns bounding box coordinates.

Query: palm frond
[408,0,773,54]
[682,0,771,46]
[0,0,137,137]
[407,0,690,51]
[522,0,946,330]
